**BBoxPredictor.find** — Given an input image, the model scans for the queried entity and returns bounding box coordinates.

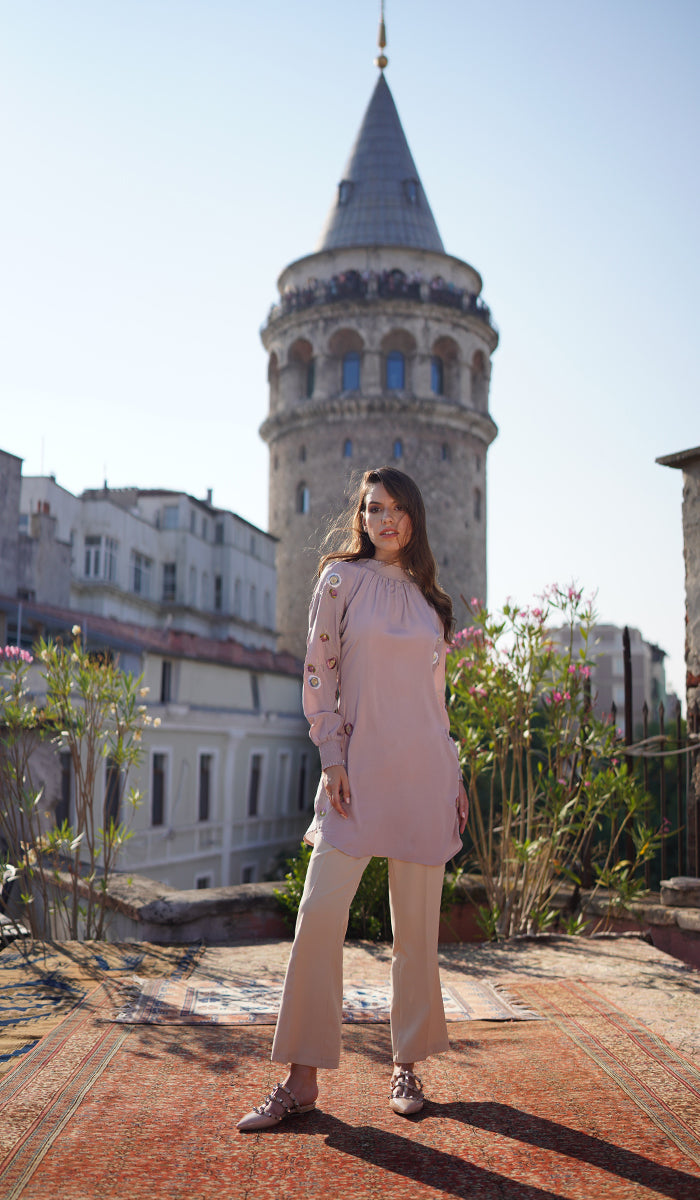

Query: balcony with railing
[263,267,498,335]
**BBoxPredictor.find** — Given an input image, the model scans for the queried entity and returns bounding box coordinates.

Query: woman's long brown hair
[319,466,455,641]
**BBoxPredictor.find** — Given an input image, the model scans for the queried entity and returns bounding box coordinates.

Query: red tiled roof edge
[0,593,302,676]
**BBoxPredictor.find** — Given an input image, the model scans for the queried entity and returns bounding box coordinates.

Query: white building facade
[19,478,277,650]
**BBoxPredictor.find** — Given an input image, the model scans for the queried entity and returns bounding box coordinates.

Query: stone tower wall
[261,247,498,658]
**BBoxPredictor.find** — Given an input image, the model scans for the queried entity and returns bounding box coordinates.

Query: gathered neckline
[360,558,411,582]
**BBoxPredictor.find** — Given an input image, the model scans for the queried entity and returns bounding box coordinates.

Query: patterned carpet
[0,942,201,1076]
[113,977,539,1025]
[1,977,699,1199]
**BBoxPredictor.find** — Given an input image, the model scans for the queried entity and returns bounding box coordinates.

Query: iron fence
[609,626,699,883]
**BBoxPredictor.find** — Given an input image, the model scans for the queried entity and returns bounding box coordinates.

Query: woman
[237,466,468,1131]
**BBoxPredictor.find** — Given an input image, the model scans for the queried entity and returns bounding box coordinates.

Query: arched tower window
[299,445,306,462]
[471,351,488,411]
[288,338,314,402]
[296,483,310,514]
[330,328,364,397]
[431,336,460,401]
[381,330,415,394]
[393,439,403,460]
[431,356,444,396]
[267,352,280,411]
[474,488,482,521]
[343,439,353,458]
[342,351,361,391]
[386,351,405,390]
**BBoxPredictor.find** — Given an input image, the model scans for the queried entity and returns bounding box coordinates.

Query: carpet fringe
[486,979,543,1020]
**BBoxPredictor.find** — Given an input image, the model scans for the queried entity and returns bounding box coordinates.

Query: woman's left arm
[434,638,469,834]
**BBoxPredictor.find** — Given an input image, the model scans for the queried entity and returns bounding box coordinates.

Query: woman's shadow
[282,1100,699,1200]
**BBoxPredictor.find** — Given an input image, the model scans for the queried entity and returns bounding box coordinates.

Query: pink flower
[557,777,567,786]
[567,665,576,675]
[552,691,563,703]
[580,666,591,679]
[563,691,571,701]
[533,607,543,619]
[0,646,33,664]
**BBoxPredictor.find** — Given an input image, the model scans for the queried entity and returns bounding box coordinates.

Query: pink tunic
[302,558,463,866]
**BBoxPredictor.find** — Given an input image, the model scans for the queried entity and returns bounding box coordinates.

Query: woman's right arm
[303,565,347,771]
[303,565,352,816]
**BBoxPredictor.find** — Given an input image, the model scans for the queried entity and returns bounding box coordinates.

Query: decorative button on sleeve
[303,565,348,770]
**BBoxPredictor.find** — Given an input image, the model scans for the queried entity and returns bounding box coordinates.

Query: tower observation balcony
[262,266,498,339]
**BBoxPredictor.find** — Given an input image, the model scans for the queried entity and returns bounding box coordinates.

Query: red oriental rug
[0,979,699,1199]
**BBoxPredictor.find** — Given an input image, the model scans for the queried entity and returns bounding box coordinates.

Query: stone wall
[18,512,71,607]
[0,449,21,600]
[261,246,498,658]
[682,459,700,870]
[15,869,699,969]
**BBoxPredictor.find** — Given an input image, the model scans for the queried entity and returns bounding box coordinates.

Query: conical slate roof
[316,73,445,253]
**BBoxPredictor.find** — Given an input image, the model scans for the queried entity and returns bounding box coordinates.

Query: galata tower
[260,32,498,658]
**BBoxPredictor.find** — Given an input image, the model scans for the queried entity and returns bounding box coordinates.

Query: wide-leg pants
[271,837,449,1070]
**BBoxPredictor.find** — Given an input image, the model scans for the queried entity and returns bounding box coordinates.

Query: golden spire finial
[375,0,388,70]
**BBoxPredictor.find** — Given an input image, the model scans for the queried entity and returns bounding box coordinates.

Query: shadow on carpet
[0,980,698,1199]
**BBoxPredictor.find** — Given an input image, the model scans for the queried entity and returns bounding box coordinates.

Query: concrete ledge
[17,868,700,967]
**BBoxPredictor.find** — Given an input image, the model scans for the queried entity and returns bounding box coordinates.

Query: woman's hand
[456,780,469,835]
[322,764,351,820]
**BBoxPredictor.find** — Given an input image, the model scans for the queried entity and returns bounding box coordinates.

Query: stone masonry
[658,445,700,872]
[260,74,499,658]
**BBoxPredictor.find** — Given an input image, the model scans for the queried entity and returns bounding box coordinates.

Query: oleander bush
[275,844,462,942]
[0,629,152,943]
[447,585,665,939]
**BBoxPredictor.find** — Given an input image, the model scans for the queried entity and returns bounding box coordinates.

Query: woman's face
[361,482,413,562]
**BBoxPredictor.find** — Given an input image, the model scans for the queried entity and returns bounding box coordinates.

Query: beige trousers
[271,837,449,1070]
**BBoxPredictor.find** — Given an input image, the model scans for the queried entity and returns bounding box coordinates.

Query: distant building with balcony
[17,474,277,651]
[0,447,314,889]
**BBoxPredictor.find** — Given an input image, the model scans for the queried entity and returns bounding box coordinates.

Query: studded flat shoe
[236,1082,316,1132]
[390,1068,424,1116]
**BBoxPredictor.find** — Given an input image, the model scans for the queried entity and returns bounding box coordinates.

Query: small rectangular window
[214,574,223,611]
[160,660,172,703]
[248,753,262,817]
[104,538,118,583]
[104,756,121,827]
[215,521,224,544]
[195,874,212,890]
[163,505,179,530]
[152,753,166,826]
[84,536,101,578]
[131,551,152,597]
[163,563,177,602]
[198,753,212,822]
[241,864,257,884]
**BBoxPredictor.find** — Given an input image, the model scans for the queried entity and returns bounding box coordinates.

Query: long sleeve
[303,564,350,770]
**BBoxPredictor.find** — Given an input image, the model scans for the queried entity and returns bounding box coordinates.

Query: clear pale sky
[1,1,698,699]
